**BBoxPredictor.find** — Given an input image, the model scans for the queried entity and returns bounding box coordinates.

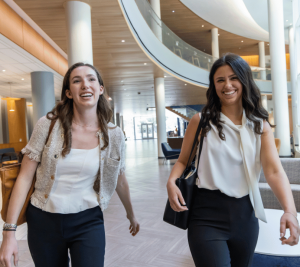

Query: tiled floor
[0,139,194,267]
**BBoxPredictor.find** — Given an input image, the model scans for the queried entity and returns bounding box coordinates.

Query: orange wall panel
[0,1,24,48]
[286,54,290,70]
[7,98,27,144]
[43,39,59,71]
[241,55,259,67]
[58,53,68,76]
[23,21,44,62]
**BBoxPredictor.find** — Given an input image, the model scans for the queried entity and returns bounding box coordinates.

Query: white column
[149,0,162,42]
[154,77,167,158]
[211,28,219,59]
[261,95,268,111]
[64,1,93,66]
[258,42,267,80]
[289,26,299,146]
[31,72,55,126]
[268,0,291,156]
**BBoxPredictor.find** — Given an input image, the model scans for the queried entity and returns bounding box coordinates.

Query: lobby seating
[259,158,300,210]
[161,142,181,163]
[0,148,17,163]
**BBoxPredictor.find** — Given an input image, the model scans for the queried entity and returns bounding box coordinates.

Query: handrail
[135,0,290,82]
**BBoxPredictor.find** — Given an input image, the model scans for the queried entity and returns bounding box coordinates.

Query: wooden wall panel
[23,20,44,62]
[0,0,67,76]
[43,39,59,71]
[58,52,68,76]
[7,98,27,144]
[286,54,290,70]
[0,1,24,48]
[241,55,259,67]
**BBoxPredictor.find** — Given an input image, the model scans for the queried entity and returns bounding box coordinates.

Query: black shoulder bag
[163,116,204,230]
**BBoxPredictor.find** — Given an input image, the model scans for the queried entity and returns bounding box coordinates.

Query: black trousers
[26,203,105,267]
[188,188,259,267]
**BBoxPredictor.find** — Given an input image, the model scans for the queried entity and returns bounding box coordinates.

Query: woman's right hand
[0,232,18,267]
[167,181,188,212]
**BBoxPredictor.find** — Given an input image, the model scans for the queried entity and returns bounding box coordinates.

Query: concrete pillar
[268,0,291,156]
[149,0,162,42]
[258,42,267,80]
[211,28,219,59]
[31,72,55,126]
[289,26,299,146]
[261,95,268,111]
[64,1,93,66]
[154,77,166,158]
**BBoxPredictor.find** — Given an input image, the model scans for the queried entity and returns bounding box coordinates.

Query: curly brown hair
[47,62,113,157]
[201,53,274,139]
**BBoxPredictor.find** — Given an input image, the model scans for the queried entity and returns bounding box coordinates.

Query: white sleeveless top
[196,111,267,222]
[43,145,100,214]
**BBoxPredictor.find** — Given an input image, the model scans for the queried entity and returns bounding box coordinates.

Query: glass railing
[135,0,290,82]
[135,0,216,72]
[250,68,291,82]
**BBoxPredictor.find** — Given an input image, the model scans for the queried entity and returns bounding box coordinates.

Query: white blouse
[196,111,267,222]
[43,145,100,214]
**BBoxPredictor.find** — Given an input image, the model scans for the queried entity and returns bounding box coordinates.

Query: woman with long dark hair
[0,62,139,267]
[167,53,299,266]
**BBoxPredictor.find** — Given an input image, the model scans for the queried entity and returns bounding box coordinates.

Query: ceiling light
[218,34,220,36]
[2,70,5,72]
[164,76,167,78]
[267,44,269,46]
[144,63,147,65]
[121,80,123,82]
[185,84,187,86]
[241,40,244,42]
[147,107,156,111]
[286,20,288,22]
[172,10,175,12]
[202,25,204,27]
[290,23,292,25]
[108,97,112,101]
[121,40,125,42]
[21,78,24,80]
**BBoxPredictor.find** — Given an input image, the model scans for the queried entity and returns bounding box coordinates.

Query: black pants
[188,188,259,267]
[27,203,105,267]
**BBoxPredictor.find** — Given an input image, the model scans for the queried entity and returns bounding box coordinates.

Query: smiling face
[213,64,243,108]
[65,66,104,110]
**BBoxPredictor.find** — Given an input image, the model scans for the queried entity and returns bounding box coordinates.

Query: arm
[0,156,38,267]
[115,173,140,236]
[261,121,299,245]
[166,113,200,212]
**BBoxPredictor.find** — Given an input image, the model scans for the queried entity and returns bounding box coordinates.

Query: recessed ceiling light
[172,10,175,12]
[286,20,288,22]
[21,78,24,80]
[185,84,187,86]
[202,25,204,27]
[267,44,269,45]
[2,70,5,72]
[164,76,167,78]
[121,40,125,42]
[218,34,220,36]
[144,63,147,65]
[241,40,244,42]
[108,97,112,100]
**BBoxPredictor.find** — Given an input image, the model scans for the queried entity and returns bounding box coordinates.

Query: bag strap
[45,119,57,145]
[196,136,204,170]
[186,115,204,168]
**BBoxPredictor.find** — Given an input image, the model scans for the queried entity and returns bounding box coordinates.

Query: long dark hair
[201,53,273,139]
[47,62,113,157]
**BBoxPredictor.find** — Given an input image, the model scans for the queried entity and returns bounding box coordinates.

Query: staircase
[166,106,191,121]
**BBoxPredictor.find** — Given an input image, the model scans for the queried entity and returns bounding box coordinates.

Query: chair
[275,138,281,154]
[161,143,181,164]
[0,148,17,163]
[259,158,300,211]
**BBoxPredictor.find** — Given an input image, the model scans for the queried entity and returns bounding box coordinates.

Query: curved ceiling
[180,0,269,42]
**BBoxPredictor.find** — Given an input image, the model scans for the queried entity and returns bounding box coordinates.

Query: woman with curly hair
[0,62,139,267]
[167,53,299,267]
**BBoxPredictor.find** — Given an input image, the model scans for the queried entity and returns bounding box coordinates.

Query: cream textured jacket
[21,116,126,211]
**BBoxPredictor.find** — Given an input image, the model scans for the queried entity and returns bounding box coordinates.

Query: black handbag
[163,117,204,230]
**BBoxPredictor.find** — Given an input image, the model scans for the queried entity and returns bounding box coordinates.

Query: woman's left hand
[127,215,140,236]
[280,212,300,246]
